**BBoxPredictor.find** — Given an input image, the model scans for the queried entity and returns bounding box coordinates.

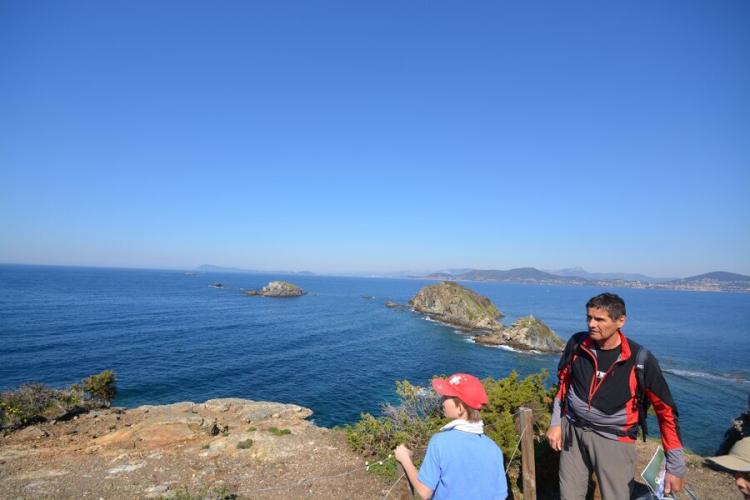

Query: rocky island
[474,315,565,352]
[408,281,564,352]
[409,281,504,331]
[245,281,306,297]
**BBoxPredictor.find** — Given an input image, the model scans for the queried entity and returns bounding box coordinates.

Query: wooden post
[518,407,537,500]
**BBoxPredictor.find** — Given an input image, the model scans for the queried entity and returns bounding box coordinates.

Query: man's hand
[394,444,414,465]
[663,473,684,495]
[546,425,562,451]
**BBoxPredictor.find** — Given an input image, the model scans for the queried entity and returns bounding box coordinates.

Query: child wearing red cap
[394,373,507,499]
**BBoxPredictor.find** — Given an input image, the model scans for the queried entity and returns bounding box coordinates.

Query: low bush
[0,370,118,431]
[267,427,291,436]
[345,370,558,496]
[82,370,117,408]
[172,486,236,500]
[236,439,254,449]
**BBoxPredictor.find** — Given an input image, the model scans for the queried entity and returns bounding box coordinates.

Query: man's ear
[617,315,626,329]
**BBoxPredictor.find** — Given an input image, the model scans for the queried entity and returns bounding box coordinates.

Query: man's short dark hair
[586,293,626,320]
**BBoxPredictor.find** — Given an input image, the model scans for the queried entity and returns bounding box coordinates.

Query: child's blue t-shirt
[418,429,507,500]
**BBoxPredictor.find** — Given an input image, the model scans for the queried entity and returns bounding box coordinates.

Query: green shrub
[0,370,118,430]
[0,383,67,428]
[172,486,236,499]
[344,379,446,479]
[82,370,117,408]
[267,427,291,436]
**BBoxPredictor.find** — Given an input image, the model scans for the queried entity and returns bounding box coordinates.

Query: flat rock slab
[0,398,388,499]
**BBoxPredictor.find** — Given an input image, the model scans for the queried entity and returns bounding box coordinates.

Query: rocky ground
[0,399,741,499]
[0,399,389,499]
[631,438,742,500]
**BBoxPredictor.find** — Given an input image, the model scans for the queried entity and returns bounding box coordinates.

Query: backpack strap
[557,332,588,415]
[635,345,651,441]
[557,332,588,372]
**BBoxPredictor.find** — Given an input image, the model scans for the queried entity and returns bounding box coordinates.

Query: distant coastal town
[420,268,750,294]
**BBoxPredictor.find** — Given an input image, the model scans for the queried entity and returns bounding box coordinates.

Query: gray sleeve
[551,397,562,427]
[665,447,686,478]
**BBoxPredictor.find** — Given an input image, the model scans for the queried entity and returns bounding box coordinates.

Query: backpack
[559,332,651,441]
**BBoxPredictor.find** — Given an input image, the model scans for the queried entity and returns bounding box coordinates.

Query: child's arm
[394,444,433,500]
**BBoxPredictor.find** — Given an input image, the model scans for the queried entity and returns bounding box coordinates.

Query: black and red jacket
[553,331,683,454]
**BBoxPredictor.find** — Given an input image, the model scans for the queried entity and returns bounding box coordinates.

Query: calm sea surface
[1,265,748,455]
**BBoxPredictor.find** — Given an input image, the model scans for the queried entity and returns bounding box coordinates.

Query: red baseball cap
[432,373,488,410]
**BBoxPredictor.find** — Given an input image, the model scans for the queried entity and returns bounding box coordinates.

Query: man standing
[546,293,685,499]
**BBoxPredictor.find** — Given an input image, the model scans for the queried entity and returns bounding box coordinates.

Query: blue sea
[1,264,748,455]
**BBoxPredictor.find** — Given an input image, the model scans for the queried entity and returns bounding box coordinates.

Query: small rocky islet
[245,280,306,298]
[407,281,565,352]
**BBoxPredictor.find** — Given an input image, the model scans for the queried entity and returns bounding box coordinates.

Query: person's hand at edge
[664,472,684,495]
[546,425,562,452]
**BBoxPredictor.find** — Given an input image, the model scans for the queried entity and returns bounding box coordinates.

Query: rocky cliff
[474,315,565,352]
[409,281,504,331]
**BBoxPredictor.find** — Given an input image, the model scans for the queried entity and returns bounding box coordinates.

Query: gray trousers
[559,418,637,500]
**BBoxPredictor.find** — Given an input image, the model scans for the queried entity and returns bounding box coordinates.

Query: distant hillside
[424,267,586,284]
[664,271,750,292]
[677,271,750,282]
[551,267,674,283]
[421,268,750,293]
[460,267,563,281]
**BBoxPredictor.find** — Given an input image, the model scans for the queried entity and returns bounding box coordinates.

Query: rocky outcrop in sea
[245,280,306,297]
[408,282,564,352]
[474,315,565,352]
[409,281,503,331]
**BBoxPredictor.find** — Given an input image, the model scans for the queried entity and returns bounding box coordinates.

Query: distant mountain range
[422,268,750,293]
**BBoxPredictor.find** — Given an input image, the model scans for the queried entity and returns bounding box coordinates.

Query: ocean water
[1,264,748,455]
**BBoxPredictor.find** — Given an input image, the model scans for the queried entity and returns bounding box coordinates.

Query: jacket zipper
[581,344,623,412]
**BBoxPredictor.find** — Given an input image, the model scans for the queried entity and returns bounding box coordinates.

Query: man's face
[736,471,750,499]
[587,307,625,346]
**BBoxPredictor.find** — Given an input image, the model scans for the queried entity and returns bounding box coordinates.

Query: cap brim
[432,378,459,397]
[706,455,750,473]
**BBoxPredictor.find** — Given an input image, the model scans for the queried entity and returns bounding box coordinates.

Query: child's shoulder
[429,430,498,448]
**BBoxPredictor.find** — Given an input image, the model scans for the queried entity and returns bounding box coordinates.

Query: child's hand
[394,444,414,464]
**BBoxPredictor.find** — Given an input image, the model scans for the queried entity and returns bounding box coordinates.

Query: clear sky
[1,1,748,277]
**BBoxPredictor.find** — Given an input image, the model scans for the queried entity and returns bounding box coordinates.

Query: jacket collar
[581,330,632,360]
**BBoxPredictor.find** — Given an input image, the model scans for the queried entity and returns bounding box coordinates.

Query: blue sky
[1,1,748,277]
